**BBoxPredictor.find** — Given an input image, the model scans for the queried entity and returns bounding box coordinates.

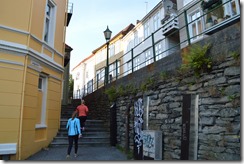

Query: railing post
[131,48,134,73]
[115,59,118,80]
[152,32,156,62]
[96,74,99,90]
[184,9,191,45]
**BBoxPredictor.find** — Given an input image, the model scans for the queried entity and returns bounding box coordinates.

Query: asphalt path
[26,146,128,161]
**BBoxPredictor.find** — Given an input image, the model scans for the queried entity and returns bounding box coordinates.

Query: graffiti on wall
[134,98,144,154]
[142,132,154,157]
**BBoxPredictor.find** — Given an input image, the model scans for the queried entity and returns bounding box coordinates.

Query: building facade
[0,0,71,160]
[71,24,134,99]
[122,0,179,76]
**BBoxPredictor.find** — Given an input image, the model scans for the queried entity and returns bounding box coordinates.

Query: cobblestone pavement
[26,146,128,161]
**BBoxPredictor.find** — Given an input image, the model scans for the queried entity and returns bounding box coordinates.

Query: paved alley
[26,146,128,161]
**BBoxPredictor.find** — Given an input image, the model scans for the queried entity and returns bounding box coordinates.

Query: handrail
[74,0,240,99]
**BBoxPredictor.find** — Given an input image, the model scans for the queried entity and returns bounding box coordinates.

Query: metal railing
[73,0,240,99]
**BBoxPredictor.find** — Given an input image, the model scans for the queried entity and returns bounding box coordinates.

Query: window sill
[35,124,47,129]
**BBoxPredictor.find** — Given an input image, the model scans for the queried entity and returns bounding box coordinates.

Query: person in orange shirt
[76,99,89,133]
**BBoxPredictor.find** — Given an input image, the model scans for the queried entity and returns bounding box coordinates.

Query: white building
[122,0,180,76]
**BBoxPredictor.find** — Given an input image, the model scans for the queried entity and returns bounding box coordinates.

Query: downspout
[18,0,33,159]
[18,55,28,160]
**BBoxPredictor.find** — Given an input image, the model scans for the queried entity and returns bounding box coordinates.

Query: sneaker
[74,154,77,158]
[66,155,70,159]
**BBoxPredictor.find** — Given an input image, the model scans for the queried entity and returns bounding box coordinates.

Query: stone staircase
[49,104,110,147]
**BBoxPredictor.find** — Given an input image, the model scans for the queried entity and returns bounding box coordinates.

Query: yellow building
[0,0,72,160]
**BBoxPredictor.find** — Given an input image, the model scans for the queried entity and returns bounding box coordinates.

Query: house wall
[0,0,67,160]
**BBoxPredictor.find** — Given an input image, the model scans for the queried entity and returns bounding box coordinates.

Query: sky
[65,0,162,71]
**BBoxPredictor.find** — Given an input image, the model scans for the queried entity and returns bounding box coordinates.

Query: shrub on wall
[182,43,212,77]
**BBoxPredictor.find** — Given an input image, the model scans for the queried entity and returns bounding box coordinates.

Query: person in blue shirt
[66,111,82,159]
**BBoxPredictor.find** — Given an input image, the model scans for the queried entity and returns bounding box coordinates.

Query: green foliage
[230,51,240,60]
[105,84,137,102]
[159,71,169,80]
[68,74,74,97]
[183,43,212,77]
[105,86,118,102]
[139,77,155,92]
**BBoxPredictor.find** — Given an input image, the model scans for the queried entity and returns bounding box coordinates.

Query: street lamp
[103,26,112,85]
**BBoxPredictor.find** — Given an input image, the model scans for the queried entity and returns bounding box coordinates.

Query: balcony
[66,2,73,26]
[203,0,240,34]
[161,13,179,36]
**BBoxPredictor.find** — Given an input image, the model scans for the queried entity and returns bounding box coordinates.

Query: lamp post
[103,26,112,85]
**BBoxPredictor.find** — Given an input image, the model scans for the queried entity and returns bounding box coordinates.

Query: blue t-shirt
[66,118,81,136]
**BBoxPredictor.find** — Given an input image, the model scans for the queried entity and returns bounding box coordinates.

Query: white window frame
[134,31,139,46]
[134,57,140,71]
[96,68,105,84]
[127,61,132,75]
[36,74,48,128]
[109,43,115,57]
[144,21,150,38]
[155,42,163,61]
[145,50,153,66]
[188,9,203,42]
[223,0,240,17]
[153,12,160,32]
[44,0,56,46]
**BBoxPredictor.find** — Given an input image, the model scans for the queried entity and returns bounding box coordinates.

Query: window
[44,0,56,45]
[38,77,43,90]
[108,61,120,79]
[115,41,120,54]
[110,44,115,57]
[223,0,240,17]
[36,75,48,128]
[76,72,80,80]
[96,68,105,84]
[134,31,139,46]
[126,40,133,52]
[87,80,93,94]
[188,9,203,42]
[145,50,153,65]
[144,21,150,38]
[127,61,132,74]
[155,42,163,61]
[153,12,160,32]
[134,57,140,71]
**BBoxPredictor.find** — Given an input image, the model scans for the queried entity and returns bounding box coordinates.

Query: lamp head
[104,26,112,42]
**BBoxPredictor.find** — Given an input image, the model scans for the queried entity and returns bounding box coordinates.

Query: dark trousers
[79,116,87,129]
[67,135,79,155]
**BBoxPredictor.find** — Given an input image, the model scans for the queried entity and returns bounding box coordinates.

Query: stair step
[49,141,110,147]
[52,137,110,143]
[51,105,111,147]
[56,131,110,137]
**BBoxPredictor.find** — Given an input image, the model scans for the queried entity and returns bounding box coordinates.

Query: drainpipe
[18,55,28,160]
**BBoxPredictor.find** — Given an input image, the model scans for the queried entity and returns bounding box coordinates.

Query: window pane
[46,4,51,16]
[44,19,49,42]
[38,77,42,89]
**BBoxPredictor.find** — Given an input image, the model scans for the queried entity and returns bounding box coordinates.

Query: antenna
[145,1,148,14]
